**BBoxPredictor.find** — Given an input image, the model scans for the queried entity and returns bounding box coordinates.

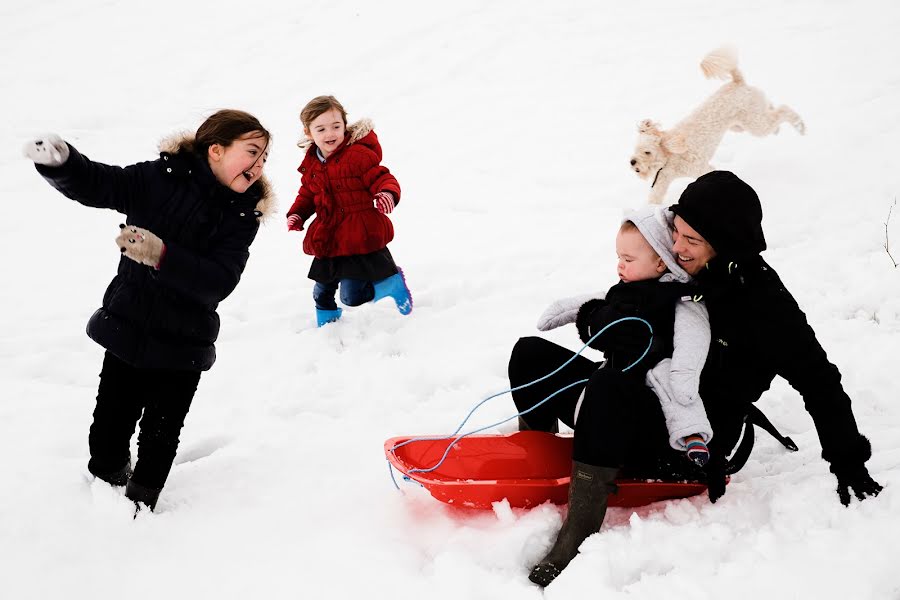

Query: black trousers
[509,337,697,478]
[87,351,201,489]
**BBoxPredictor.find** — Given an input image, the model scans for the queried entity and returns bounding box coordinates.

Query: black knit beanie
[669,171,766,258]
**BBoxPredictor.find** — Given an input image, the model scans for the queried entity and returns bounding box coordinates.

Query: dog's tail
[700,46,743,84]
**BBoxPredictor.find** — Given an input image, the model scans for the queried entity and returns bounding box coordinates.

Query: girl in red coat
[287,95,412,327]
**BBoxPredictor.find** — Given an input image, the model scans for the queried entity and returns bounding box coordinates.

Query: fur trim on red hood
[296,118,375,151]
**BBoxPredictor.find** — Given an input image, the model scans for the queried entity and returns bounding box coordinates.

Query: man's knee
[510,336,545,361]
[509,336,545,375]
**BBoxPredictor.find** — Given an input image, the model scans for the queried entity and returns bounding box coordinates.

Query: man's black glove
[825,435,882,506]
[704,455,727,503]
[832,464,883,506]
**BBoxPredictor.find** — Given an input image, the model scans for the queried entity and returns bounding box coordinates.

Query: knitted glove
[23,134,70,167]
[374,191,395,215]
[832,464,882,506]
[536,293,602,331]
[287,214,304,231]
[116,224,165,268]
[684,434,710,467]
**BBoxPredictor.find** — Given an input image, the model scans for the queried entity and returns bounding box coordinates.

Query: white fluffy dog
[630,47,805,204]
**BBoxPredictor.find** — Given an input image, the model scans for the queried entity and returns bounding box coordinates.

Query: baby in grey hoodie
[537,205,713,464]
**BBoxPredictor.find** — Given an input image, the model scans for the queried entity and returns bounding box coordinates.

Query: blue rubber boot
[316,307,343,327]
[372,268,413,315]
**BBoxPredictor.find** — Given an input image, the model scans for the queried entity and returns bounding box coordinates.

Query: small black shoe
[528,562,563,587]
[90,461,133,487]
[125,480,161,513]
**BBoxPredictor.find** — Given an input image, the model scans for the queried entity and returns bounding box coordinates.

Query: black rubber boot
[89,459,132,487]
[517,415,559,434]
[528,461,619,587]
[126,480,162,513]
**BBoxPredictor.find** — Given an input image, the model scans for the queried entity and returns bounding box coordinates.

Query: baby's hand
[536,294,602,331]
[684,434,710,467]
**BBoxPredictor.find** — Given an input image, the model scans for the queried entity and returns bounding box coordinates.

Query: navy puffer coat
[34,134,274,371]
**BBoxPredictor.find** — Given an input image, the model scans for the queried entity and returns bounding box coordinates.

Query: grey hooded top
[626,205,712,449]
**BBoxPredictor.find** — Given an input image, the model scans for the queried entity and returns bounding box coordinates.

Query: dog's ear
[638,119,660,135]
[662,132,687,154]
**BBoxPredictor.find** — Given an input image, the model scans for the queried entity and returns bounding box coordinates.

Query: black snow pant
[87,351,201,490]
[508,337,701,479]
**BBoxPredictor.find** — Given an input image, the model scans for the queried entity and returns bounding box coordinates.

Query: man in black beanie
[504,170,881,588]
[670,170,882,506]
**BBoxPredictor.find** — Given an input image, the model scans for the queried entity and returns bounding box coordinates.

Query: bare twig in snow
[886,199,898,268]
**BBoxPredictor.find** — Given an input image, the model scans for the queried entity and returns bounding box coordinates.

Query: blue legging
[313,279,375,310]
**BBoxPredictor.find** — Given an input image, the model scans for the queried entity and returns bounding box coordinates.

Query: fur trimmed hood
[296,118,375,151]
[157,132,276,222]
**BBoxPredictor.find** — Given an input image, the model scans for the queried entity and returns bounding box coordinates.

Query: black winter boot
[126,480,162,513]
[89,459,133,487]
[528,461,619,587]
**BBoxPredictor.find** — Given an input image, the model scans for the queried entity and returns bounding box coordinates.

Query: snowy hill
[2,1,899,598]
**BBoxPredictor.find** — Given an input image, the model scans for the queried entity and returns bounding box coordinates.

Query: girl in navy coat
[24,110,273,511]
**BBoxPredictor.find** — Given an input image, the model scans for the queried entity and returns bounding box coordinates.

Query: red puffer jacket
[287,119,401,257]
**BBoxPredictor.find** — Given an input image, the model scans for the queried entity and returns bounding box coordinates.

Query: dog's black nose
[630,159,636,166]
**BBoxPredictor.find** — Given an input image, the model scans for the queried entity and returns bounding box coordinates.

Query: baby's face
[616,228,666,283]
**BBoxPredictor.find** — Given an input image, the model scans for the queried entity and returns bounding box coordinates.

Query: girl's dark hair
[194,109,270,156]
[299,95,348,132]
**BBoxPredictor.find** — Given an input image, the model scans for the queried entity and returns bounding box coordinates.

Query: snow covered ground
[2,1,900,598]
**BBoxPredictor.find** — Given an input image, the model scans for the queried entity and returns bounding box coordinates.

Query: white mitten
[536,293,604,331]
[23,134,70,167]
[116,224,165,268]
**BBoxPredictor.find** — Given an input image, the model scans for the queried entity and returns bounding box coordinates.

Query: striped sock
[685,434,710,467]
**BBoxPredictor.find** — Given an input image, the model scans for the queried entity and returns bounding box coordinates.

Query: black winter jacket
[34,136,274,371]
[576,279,693,371]
[696,256,871,469]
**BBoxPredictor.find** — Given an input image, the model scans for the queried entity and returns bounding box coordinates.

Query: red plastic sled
[385,431,709,509]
